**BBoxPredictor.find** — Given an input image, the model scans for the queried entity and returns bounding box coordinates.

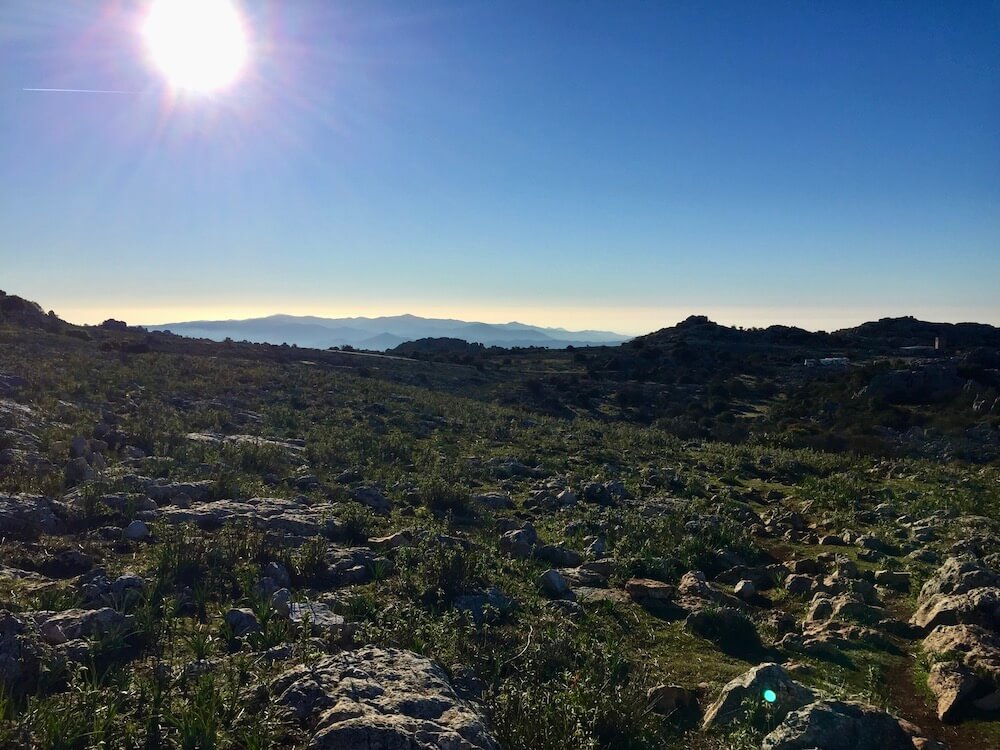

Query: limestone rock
[288,602,347,636]
[263,561,291,588]
[534,544,583,567]
[225,607,260,637]
[270,646,501,749]
[911,586,1000,632]
[144,480,214,504]
[35,607,128,641]
[454,588,513,625]
[874,569,911,590]
[0,494,61,539]
[0,610,52,693]
[735,580,756,600]
[124,519,150,541]
[538,569,572,599]
[160,497,339,537]
[351,485,391,514]
[927,661,978,722]
[702,663,814,729]
[915,557,1000,606]
[761,700,917,750]
[499,525,537,559]
[921,623,1000,719]
[625,578,675,603]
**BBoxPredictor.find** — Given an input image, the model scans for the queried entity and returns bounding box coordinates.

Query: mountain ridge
[145,313,630,350]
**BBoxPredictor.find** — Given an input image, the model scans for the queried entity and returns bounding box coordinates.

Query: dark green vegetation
[0,293,998,749]
[391,315,1000,461]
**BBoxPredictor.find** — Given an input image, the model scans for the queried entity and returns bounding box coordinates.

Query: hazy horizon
[3,2,998,333]
[20,295,1000,338]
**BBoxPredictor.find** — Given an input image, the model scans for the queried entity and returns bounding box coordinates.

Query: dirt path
[885,658,996,750]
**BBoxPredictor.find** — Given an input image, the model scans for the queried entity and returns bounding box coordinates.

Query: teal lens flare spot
[763,689,777,703]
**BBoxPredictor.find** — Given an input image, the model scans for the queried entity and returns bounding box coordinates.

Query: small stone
[124,520,149,541]
[263,561,291,588]
[538,569,571,599]
[224,608,260,637]
[734,580,756,600]
[271,588,291,617]
[625,578,675,602]
[557,489,577,506]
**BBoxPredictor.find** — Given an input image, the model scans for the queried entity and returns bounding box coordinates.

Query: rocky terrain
[0,292,998,749]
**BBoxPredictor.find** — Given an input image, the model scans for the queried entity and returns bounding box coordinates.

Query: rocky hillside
[1,299,999,749]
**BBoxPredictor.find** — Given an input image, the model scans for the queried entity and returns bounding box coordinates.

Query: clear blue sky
[2,1,998,334]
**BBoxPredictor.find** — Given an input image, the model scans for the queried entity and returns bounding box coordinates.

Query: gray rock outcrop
[270,646,501,749]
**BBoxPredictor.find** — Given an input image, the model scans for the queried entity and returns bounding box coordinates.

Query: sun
[142,0,249,93]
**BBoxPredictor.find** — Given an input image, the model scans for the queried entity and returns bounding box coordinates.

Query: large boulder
[270,646,501,749]
[0,494,61,539]
[911,586,1000,632]
[702,663,814,729]
[915,556,1000,606]
[911,557,1000,632]
[33,607,129,641]
[761,700,917,750]
[922,624,1000,721]
[927,661,978,722]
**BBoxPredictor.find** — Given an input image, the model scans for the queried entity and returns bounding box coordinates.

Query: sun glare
[142,0,249,92]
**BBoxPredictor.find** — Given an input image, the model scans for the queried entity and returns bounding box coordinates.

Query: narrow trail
[886,652,993,750]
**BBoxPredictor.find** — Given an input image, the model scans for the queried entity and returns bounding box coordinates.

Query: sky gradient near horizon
[2,1,998,336]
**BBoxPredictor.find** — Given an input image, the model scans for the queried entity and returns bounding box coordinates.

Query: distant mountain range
[144,314,629,350]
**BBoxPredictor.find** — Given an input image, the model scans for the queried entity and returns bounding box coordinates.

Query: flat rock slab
[185,433,306,453]
[289,602,346,633]
[159,497,337,537]
[270,646,501,749]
